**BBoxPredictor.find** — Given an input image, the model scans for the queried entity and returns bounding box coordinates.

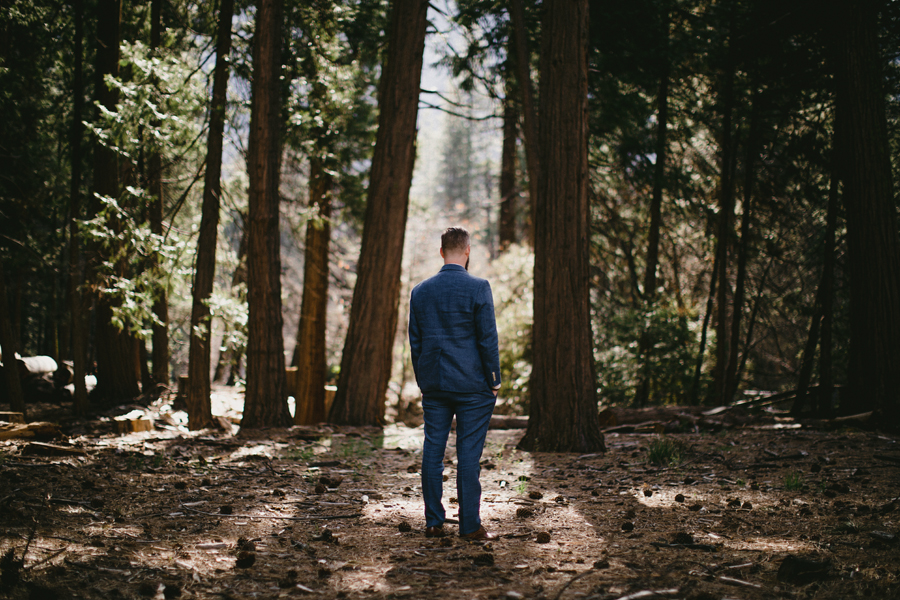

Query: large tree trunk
[0,261,26,415]
[508,0,538,245]
[186,0,234,430]
[148,0,169,390]
[328,0,428,426]
[498,86,518,253]
[90,0,141,403]
[517,0,604,453]
[242,0,292,429]
[68,0,89,415]
[291,157,331,425]
[832,0,900,422]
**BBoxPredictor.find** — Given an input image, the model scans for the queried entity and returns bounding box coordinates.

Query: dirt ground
[1,390,899,600]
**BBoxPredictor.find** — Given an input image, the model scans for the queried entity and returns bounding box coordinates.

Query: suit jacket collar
[440,263,466,273]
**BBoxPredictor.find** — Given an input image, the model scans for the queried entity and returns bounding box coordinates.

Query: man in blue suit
[408,227,501,541]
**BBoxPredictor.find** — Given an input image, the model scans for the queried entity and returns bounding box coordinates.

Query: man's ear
[439,247,445,259]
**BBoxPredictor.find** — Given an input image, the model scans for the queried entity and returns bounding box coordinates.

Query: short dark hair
[441,227,470,254]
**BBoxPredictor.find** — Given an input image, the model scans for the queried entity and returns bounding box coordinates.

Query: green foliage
[646,436,685,467]
[595,300,698,405]
[489,245,534,414]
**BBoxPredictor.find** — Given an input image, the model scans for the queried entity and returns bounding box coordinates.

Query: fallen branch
[718,575,761,588]
[614,589,680,600]
[551,568,597,600]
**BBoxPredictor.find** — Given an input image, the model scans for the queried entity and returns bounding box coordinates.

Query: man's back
[409,264,500,394]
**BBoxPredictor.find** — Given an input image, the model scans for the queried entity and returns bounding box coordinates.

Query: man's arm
[408,293,422,381]
[474,280,501,391]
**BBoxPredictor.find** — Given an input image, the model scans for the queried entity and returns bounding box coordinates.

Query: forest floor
[1,389,900,600]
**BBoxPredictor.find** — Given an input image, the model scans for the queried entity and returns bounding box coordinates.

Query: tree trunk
[186,0,234,430]
[90,0,141,403]
[148,0,169,390]
[724,89,760,404]
[833,0,900,421]
[291,157,331,425]
[498,86,518,253]
[508,0,538,246]
[328,0,428,426]
[242,0,292,429]
[633,35,669,408]
[817,153,839,418]
[517,0,604,453]
[710,18,737,405]
[68,0,89,415]
[0,261,26,415]
[689,243,719,406]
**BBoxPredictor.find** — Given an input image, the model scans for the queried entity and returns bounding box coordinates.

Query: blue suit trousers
[421,389,496,535]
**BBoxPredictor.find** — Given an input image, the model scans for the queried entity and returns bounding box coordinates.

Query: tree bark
[498,85,518,253]
[710,16,737,405]
[68,0,89,415]
[633,31,669,408]
[832,0,900,422]
[186,0,234,430]
[817,154,838,418]
[148,0,169,389]
[90,0,141,403]
[689,243,719,406]
[291,157,331,425]
[0,261,26,415]
[242,0,292,429]
[517,0,604,453]
[328,0,428,426]
[724,89,760,404]
[508,0,538,246]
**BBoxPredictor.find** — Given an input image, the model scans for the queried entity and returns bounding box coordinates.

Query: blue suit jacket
[408,264,501,394]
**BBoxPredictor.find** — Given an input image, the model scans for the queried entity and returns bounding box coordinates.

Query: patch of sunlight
[230,444,274,460]
[382,422,425,450]
[724,537,813,552]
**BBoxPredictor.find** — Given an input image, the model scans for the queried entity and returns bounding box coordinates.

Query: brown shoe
[425,525,445,538]
[459,526,498,541]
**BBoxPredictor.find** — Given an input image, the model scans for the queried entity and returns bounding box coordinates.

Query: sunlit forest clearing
[2,0,900,597]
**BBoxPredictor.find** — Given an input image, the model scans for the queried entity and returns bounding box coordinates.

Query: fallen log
[0,421,61,440]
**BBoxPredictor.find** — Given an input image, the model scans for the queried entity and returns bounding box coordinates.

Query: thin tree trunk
[186,0,234,430]
[0,261,26,415]
[634,33,669,407]
[498,86,518,253]
[832,0,900,421]
[508,0,538,246]
[689,244,719,406]
[148,0,168,390]
[328,0,429,426]
[291,157,331,425]
[518,0,604,453]
[724,89,761,404]
[817,165,838,418]
[710,15,738,405]
[242,0,292,428]
[735,258,772,386]
[68,0,89,415]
